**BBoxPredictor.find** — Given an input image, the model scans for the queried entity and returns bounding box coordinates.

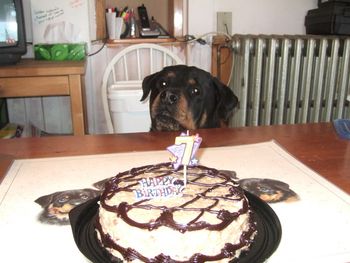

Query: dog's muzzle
[160,90,178,105]
[153,115,184,131]
[152,89,185,131]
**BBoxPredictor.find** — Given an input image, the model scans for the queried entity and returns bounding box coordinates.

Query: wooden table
[0,122,349,194]
[0,59,86,135]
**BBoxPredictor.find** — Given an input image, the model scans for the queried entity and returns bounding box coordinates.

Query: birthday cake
[95,162,257,262]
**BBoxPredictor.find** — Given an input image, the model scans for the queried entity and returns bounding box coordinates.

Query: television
[0,0,26,65]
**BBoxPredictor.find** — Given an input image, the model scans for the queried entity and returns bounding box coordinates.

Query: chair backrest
[101,43,184,133]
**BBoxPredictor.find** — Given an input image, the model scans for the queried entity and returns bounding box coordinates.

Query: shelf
[104,0,186,38]
[106,38,178,45]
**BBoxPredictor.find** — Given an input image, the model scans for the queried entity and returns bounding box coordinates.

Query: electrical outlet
[217,12,232,35]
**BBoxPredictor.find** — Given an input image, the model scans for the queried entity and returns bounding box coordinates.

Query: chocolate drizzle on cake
[95,162,257,262]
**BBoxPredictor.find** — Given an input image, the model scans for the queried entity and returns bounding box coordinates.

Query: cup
[115,17,124,40]
[106,12,116,39]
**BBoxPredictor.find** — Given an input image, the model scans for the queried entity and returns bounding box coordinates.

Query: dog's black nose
[160,90,178,104]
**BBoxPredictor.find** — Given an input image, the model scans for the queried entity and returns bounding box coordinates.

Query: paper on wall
[30,0,93,45]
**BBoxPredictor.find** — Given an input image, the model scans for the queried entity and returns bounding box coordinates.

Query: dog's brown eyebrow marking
[188,78,196,85]
[166,71,176,78]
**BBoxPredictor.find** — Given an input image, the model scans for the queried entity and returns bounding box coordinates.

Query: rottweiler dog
[141,65,238,131]
[35,188,100,225]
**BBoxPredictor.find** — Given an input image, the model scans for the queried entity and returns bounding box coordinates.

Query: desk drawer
[0,76,69,97]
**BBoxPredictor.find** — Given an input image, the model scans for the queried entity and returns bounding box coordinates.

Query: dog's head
[35,188,100,225]
[238,178,299,203]
[141,65,238,131]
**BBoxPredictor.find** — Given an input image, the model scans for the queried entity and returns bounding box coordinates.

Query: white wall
[22,0,319,43]
[19,0,31,42]
[188,0,318,36]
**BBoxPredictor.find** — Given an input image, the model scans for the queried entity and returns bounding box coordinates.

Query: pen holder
[106,13,126,40]
[106,12,116,39]
[115,17,123,39]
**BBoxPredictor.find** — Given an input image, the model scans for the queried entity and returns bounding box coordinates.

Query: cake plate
[69,191,282,263]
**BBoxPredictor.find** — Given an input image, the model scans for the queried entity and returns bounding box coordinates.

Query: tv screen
[0,0,26,65]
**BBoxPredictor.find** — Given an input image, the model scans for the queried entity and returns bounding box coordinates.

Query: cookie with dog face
[238,178,299,203]
[35,188,100,225]
[141,65,238,131]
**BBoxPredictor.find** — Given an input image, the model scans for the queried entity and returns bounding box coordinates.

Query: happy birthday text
[133,176,184,200]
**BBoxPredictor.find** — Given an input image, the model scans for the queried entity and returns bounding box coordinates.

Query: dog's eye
[160,80,167,88]
[190,87,200,96]
[80,194,89,200]
[58,195,69,203]
[258,186,273,194]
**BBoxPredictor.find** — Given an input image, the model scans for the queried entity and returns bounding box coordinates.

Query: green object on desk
[34,43,86,61]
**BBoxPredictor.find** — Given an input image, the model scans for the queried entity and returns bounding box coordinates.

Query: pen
[122,6,128,13]
[105,8,115,13]
[120,6,128,17]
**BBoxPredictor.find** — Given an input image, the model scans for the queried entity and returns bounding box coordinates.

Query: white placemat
[0,141,349,263]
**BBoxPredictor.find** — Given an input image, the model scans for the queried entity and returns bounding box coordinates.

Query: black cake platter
[69,191,282,263]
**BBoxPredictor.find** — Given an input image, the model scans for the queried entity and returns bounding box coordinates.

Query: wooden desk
[0,59,86,135]
[0,122,349,194]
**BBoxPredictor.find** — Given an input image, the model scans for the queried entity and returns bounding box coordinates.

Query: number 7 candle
[167,131,202,186]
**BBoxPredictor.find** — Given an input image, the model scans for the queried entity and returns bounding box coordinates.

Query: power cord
[88,38,108,57]
[180,31,233,45]
[179,32,234,86]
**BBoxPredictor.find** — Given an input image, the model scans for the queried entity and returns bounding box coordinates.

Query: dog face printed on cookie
[35,188,100,225]
[239,178,299,203]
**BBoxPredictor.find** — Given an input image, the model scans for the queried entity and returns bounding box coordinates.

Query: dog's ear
[213,78,238,122]
[92,178,111,190]
[35,193,57,207]
[140,72,157,101]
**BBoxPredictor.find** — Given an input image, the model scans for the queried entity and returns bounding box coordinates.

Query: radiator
[229,35,350,127]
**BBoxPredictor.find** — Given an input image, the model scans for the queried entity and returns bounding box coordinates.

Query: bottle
[129,8,137,38]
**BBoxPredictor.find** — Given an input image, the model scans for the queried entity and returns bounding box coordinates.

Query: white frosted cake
[95,162,257,262]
